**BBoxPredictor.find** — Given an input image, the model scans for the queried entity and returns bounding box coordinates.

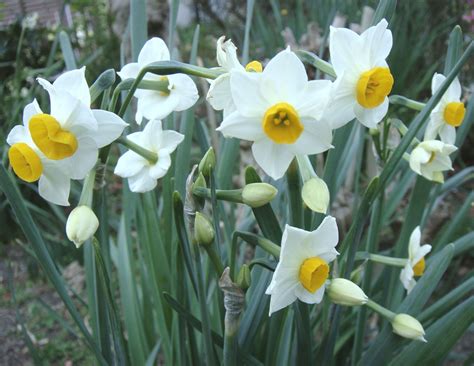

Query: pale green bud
[236,264,251,291]
[192,172,207,208]
[198,147,216,177]
[301,176,330,213]
[391,314,427,342]
[194,212,215,246]
[242,183,277,208]
[66,206,99,248]
[327,278,368,306]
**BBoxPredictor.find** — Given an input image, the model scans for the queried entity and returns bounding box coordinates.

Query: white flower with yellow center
[114,120,184,192]
[217,48,333,180]
[327,19,394,129]
[118,37,199,124]
[7,100,72,205]
[207,36,263,117]
[265,216,339,315]
[34,67,127,179]
[400,226,432,293]
[409,140,457,183]
[424,73,465,144]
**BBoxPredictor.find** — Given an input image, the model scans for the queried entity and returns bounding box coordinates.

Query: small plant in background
[1,0,473,365]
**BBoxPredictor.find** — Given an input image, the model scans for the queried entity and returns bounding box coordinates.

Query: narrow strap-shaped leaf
[372,0,397,25]
[444,25,463,75]
[58,30,77,70]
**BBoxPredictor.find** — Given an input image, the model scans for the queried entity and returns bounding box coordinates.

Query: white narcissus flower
[7,100,72,206]
[34,67,127,180]
[409,140,457,183]
[206,36,263,117]
[265,216,339,316]
[400,226,432,293]
[327,19,394,129]
[424,73,465,144]
[114,120,184,192]
[118,37,199,124]
[217,48,333,180]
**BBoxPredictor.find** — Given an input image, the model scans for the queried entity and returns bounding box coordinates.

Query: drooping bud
[66,206,99,248]
[391,313,427,342]
[301,176,330,213]
[236,264,251,291]
[327,278,368,306]
[194,212,215,246]
[242,183,277,208]
[198,147,216,178]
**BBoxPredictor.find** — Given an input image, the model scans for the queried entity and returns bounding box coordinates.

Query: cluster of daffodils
[6,17,466,345]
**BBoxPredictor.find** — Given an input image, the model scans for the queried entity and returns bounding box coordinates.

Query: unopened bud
[194,212,215,246]
[198,147,216,178]
[391,314,427,342]
[301,177,329,213]
[242,183,277,208]
[192,172,207,208]
[236,264,251,291]
[327,278,368,306]
[66,206,99,248]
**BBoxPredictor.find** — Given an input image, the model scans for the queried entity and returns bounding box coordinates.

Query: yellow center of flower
[443,102,465,127]
[8,143,43,182]
[356,67,394,108]
[428,152,436,164]
[245,60,263,73]
[29,114,78,160]
[298,257,329,293]
[413,257,425,277]
[262,102,303,144]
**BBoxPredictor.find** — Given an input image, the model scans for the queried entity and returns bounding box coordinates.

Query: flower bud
[301,177,329,213]
[236,264,251,291]
[194,212,215,246]
[242,183,277,208]
[192,172,207,209]
[327,278,368,306]
[66,206,99,248]
[391,313,427,342]
[198,147,216,178]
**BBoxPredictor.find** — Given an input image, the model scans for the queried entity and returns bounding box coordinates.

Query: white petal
[438,124,456,145]
[267,272,299,315]
[207,73,233,111]
[159,130,184,154]
[62,137,99,179]
[431,73,445,95]
[295,283,326,304]
[261,48,308,103]
[409,146,431,174]
[7,125,33,146]
[400,264,415,292]
[308,216,339,260]
[128,168,157,193]
[294,80,332,119]
[138,37,170,66]
[22,99,42,127]
[38,164,71,206]
[359,19,392,66]
[217,111,264,141]
[117,62,141,80]
[52,67,90,106]
[216,37,243,70]
[230,71,267,117]
[114,151,147,178]
[142,119,163,149]
[168,74,199,111]
[149,153,171,179]
[329,26,361,76]
[289,118,333,155]
[280,225,313,267]
[323,73,357,129]
[251,139,295,180]
[424,115,443,141]
[91,110,128,147]
[446,77,462,101]
[354,98,389,128]
[408,226,421,260]
[137,91,180,121]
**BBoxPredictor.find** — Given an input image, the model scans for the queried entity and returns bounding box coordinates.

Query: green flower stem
[295,50,337,78]
[391,119,420,146]
[296,154,317,182]
[115,60,223,117]
[389,95,426,111]
[204,245,225,276]
[368,253,408,267]
[116,136,158,163]
[232,231,281,258]
[78,169,96,207]
[365,299,396,321]
[192,186,243,204]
